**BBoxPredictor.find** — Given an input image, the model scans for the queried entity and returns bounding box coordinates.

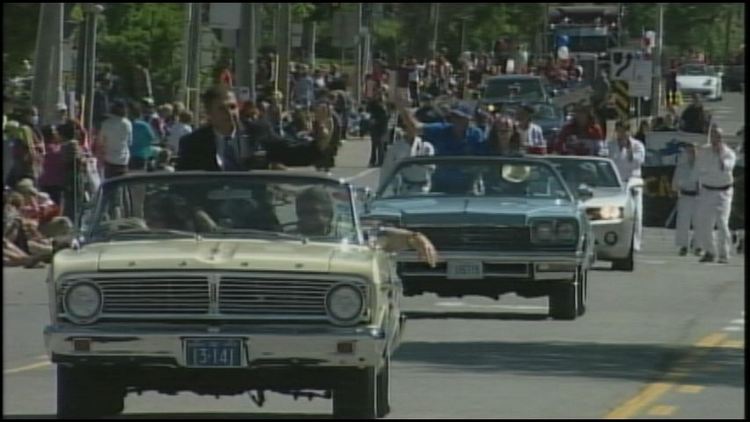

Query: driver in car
[295,186,439,267]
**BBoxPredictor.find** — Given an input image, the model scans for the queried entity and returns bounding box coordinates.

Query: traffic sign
[610,48,653,98]
[611,80,630,120]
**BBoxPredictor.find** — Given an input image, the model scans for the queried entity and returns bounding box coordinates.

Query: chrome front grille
[219,275,367,317]
[413,226,530,251]
[59,272,368,321]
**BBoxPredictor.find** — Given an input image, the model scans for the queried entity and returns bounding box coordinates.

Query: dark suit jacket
[176,120,322,171]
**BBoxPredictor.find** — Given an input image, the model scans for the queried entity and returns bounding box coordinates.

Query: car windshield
[87,174,359,244]
[679,65,713,76]
[379,158,571,201]
[484,79,545,102]
[545,158,622,189]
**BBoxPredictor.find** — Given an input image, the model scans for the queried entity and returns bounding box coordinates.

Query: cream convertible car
[44,172,413,419]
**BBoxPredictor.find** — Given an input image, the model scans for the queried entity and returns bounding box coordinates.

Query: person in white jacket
[379,126,435,193]
[671,142,701,256]
[608,120,646,252]
[695,125,736,264]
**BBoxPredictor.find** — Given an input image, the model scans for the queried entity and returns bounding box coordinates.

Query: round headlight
[325,284,364,324]
[535,222,554,241]
[64,282,102,321]
[557,221,577,241]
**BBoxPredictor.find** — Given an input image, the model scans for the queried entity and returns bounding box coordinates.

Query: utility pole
[178,4,191,106]
[237,3,257,101]
[278,3,291,110]
[652,3,664,118]
[354,3,364,105]
[459,17,468,55]
[82,4,103,134]
[429,4,440,60]
[186,3,202,121]
[31,3,65,125]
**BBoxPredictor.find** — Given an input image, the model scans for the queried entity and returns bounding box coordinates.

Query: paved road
[3,94,744,419]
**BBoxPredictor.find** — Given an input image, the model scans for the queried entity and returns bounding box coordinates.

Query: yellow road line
[604,382,673,419]
[647,405,676,416]
[694,333,728,348]
[676,385,704,394]
[605,332,728,419]
[4,360,52,375]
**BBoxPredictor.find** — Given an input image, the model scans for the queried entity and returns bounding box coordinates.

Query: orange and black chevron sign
[611,80,630,120]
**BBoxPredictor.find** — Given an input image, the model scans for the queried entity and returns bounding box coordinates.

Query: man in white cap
[671,141,701,256]
[695,125,736,263]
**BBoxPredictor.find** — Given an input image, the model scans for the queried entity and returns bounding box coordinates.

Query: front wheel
[549,282,578,320]
[333,367,378,419]
[576,268,588,317]
[376,355,391,418]
[612,234,635,272]
[57,366,126,418]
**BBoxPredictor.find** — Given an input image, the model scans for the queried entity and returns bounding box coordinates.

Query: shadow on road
[405,311,548,321]
[393,340,744,388]
[5,413,329,419]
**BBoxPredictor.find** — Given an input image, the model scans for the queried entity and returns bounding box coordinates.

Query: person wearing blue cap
[395,93,486,157]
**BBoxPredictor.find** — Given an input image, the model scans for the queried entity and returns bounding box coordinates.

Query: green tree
[3,3,41,77]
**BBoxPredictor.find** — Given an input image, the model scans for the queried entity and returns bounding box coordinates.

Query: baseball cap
[448,103,475,120]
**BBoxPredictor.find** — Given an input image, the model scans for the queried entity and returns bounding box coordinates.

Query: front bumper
[680,87,718,98]
[396,250,585,282]
[44,322,394,369]
[591,219,633,260]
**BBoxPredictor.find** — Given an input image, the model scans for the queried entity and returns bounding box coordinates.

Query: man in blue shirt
[396,95,487,156]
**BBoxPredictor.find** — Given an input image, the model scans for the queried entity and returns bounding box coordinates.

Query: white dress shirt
[100,116,133,165]
[695,143,736,187]
[672,151,700,193]
[607,137,645,182]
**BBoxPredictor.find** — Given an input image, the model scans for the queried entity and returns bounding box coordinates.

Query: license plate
[184,338,243,368]
[447,261,483,280]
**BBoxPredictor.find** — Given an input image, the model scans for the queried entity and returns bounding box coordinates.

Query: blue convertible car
[363,156,595,320]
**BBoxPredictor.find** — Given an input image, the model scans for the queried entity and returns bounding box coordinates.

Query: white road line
[730,319,745,325]
[4,360,52,375]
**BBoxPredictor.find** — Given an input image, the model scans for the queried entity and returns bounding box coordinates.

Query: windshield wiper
[105,228,200,239]
[203,228,308,243]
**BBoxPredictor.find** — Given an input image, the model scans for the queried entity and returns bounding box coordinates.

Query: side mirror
[577,184,594,200]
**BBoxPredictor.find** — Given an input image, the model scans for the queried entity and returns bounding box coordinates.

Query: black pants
[369,131,386,166]
[409,81,420,107]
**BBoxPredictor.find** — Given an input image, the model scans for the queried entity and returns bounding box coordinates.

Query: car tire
[376,355,391,418]
[333,367,378,419]
[549,282,578,320]
[57,365,126,418]
[612,235,635,272]
[576,268,588,317]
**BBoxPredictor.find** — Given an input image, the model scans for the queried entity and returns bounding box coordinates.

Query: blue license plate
[184,338,243,368]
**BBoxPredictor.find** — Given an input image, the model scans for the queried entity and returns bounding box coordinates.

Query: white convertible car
[676,63,723,101]
[546,156,641,271]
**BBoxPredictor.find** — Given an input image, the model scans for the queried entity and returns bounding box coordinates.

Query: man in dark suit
[176,85,327,171]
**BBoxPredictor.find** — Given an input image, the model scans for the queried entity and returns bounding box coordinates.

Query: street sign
[209,3,241,30]
[611,80,630,120]
[235,86,251,102]
[610,48,652,97]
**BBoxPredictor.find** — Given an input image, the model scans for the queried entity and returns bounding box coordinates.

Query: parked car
[45,171,404,418]
[544,155,642,271]
[364,156,594,320]
[676,64,723,101]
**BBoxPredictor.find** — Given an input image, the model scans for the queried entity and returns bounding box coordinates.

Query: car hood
[582,188,628,207]
[369,196,577,226]
[54,239,374,274]
[677,75,716,86]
